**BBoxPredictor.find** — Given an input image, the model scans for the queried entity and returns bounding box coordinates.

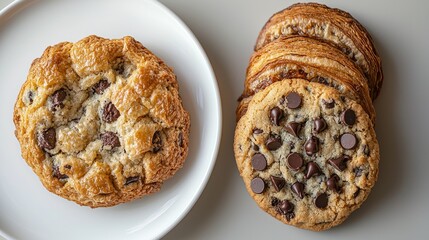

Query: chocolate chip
[27,91,34,104]
[328,155,349,171]
[252,144,259,151]
[102,102,120,123]
[287,152,304,171]
[277,200,294,215]
[313,118,327,133]
[251,153,267,171]
[341,109,356,126]
[266,134,282,151]
[285,122,301,137]
[178,132,184,147]
[92,79,111,94]
[291,182,305,199]
[52,165,68,180]
[271,197,279,207]
[101,131,120,148]
[270,176,286,192]
[322,99,335,109]
[340,133,357,150]
[276,199,294,215]
[304,136,319,156]
[125,176,140,185]
[37,128,56,150]
[270,107,283,126]
[285,92,302,109]
[315,193,328,209]
[152,131,162,153]
[251,177,265,194]
[363,144,370,156]
[49,88,67,111]
[253,128,263,134]
[64,164,72,169]
[305,162,321,179]
[354,167,364,177]
[327,175,341,193]
[285,212,295,222]
[353,188,361,198]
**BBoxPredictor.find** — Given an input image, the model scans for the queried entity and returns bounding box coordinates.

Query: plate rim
[0,0,222,239]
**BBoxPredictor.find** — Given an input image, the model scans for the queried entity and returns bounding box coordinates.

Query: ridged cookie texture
[255,2,383,100]
[238,36,375,124]
[234,79,379,231]
[14,35,190,208]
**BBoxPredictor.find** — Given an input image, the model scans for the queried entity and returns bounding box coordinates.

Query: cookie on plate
[234,79,379,231]
[238,36,375,124]
[13,35,190,208]
[254,3,383,100]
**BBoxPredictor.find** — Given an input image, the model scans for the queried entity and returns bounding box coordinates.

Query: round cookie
[234,79,379,231]
[254,3,383,100]
[238,36,375,124]
[13,35,190,208]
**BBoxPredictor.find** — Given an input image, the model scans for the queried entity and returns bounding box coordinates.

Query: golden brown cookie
[254,3,383,100]
[14,35,190,208]
[238,36,375,124]
[234,79,379,231]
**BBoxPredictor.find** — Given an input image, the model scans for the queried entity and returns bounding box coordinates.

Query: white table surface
[1,0,429,239]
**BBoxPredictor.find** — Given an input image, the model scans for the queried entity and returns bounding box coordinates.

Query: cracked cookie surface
[14,35,190,208]
[234,79,379,231]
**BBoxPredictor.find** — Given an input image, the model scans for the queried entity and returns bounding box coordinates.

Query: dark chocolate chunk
[327,175,341,193]
[266,134,282,151]
[37,128,56,150]
[125,176,140,185]
[27,91,34,104]
[305,162,321,179]
[354,167,364,177]
[52,165,68,180]
[328,155,349,171]
[354,188,361,198]
[253,128,263,134]
[304,136,319,156]
[64,164,72,169]
[251,153,267,171]
[313,118,327,133]
[270,176,286,192]
[270,107,283,126]
[251,177,265,194]
[49,88,67,111]
[252,144,259,151]
[92,79,111,94]
[291,182,305,199]
[178,132,184,147]
[152,131,162,153]
[285,122,301,137]
[322,99,335,109]
[287,152,304,171]
[276,199,294,215]
[341,109,356,126]
[285,212,295,222]
[102,102,120,123]
[285,92,302,109]
[315,193,328,209]
[340,133,357,150]
[101,131,120,148]
[271,197,280,207]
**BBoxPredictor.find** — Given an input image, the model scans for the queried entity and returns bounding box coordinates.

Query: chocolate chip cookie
[234,79,379,231]
[254,3,383,100]
[238,36,375,124]
[13,35,190,207]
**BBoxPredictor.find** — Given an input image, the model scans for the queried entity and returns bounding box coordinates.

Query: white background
[1,0,429,239]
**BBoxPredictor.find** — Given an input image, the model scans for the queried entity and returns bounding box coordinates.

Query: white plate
[0,0,221,239]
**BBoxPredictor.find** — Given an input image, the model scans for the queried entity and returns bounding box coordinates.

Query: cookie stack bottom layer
[234,79,379,231]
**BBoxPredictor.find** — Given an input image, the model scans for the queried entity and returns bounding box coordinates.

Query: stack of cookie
[234,3,382,231]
